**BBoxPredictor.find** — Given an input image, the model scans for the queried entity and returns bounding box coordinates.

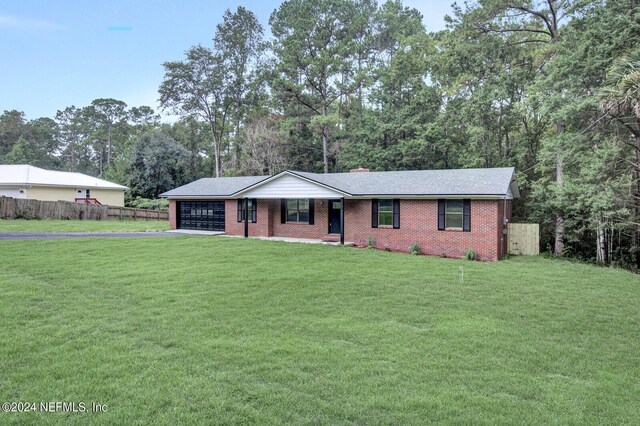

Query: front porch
[233,197,347,244]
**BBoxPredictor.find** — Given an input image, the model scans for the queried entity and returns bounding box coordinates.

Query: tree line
[1,0,639,269]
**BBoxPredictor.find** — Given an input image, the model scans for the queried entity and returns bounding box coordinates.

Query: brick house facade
[163,168,518,261]
[169,197,512,261]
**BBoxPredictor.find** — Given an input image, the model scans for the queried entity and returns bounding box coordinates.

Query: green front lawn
[0,219,169,233]
[1,237,638,424]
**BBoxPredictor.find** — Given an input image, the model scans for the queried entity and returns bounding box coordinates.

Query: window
[445,200,463,229]
[438,199,470,231]
[237,199,257,223]
[85,189,91,199]
[378,199,393,226]
[286,199,309,223]
[372,199,400,229]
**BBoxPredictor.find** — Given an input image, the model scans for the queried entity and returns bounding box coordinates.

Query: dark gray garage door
[177,201,225,231]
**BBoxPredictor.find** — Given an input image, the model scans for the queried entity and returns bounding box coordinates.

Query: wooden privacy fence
[507,223,540,255]
[0,197,168,221]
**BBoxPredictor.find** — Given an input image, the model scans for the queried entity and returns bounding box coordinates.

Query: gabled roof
[160,175,268,198]
[0,165,127,190]
[284,168,518,197]
[162,167,519,199]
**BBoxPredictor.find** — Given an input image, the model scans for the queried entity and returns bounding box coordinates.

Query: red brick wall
[168,199,177,229]
[344,199,501,261]
[170,197,505,261]
[225,199,273,237]
[270,199,331,239]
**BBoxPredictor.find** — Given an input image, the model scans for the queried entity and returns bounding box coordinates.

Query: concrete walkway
[165,230,225,236]
[220,234,354,246]
[0,232,180,240]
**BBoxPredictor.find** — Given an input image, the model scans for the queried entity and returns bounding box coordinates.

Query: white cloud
[0,13,67,31]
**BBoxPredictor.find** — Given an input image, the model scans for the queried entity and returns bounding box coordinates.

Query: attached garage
[177,201,225,231]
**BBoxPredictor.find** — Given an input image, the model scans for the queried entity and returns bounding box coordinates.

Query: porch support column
[244,197,249,238]
[340,197,345,245]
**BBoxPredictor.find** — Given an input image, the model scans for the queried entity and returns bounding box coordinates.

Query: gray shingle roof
[161,167,518,198]
[292,167,517,196]
[160,176,267,197]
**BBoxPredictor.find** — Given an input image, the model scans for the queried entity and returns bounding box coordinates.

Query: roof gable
[160,175,267,198]
[234,171,349,199]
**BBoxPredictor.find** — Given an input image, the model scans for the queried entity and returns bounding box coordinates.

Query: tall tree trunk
[234,97,242,170]
[554,119,565,255]
[322,98,328,174]
[107,123,112,167]
[209,120,221,178]
[596,220,607,264]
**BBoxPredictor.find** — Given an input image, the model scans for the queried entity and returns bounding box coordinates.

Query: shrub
[128,197,169,211]
[464,249,479,261]
[367,236,376,248]
[409,242,421,255]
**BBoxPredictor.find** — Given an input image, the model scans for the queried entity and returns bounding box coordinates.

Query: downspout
[244,198,249,238]
[340,197,345,245]
[502,195,508,256]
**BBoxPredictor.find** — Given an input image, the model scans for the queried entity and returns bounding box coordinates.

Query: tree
[601,48,640,263]
[214,6,266,169]
[0,110,27,161]
[86,98,128,176]
[128,131,189,198]
[240,116,287,175]
[55,106,96,175]
[270,0,375,173]
[463,0,573,255]
[160,46,231,177]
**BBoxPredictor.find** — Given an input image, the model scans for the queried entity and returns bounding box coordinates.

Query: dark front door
[177,201,225,231]
[328,199,341,234]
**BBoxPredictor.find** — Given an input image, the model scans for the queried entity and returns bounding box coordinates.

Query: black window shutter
[463,199,471,232]
[308,198,315,225]
[237,199,243,222]
[438,199,445,230]
[393,199,400,229]
[371,199,378,228]
[280,199,286,224]
[251,198,257,223]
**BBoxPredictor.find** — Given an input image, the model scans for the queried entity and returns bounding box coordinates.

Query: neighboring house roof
[0,165,128,190]
[162,167,519,199]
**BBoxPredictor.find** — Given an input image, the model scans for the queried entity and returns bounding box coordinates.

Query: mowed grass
[0,237,639,424]
[0,219,169,233]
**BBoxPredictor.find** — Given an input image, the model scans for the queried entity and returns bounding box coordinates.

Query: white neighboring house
[0,165,127,206]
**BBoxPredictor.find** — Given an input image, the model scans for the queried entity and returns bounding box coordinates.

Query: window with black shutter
[372,199,399,228]
[439,199,471,232]
[238,199,257,223]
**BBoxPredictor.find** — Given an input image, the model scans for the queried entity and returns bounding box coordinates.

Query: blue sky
[0,1,454,121]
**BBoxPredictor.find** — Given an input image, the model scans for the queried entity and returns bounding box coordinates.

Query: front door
[328,199,341,234]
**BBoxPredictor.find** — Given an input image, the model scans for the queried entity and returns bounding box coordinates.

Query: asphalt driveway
[0,232,182,240]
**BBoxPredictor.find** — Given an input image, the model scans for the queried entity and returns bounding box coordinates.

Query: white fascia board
[348,194,512,200]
